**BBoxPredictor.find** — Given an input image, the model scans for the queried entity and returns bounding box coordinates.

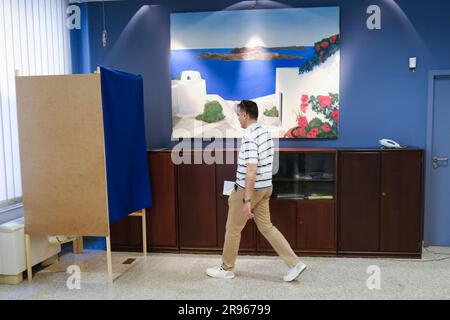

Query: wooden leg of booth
[130,210,147,256]
[73,237,84,254]
[141,209,147,256]
[106,235,113,284]
[25,234,32,282]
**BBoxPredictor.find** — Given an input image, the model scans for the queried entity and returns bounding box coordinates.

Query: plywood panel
[16,74,109,236]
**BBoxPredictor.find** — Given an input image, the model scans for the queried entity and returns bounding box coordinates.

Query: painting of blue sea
[171,7,340,139]
[171,48,315,101]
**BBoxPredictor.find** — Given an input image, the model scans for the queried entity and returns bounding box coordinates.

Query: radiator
[0,217,61,276]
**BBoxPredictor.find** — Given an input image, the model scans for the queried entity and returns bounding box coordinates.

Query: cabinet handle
[382,192,387,196]
[299,221,304,225]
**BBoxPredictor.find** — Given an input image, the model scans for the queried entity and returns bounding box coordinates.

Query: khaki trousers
[222,187,299,269]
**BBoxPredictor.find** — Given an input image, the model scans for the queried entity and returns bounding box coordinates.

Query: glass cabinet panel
[272,152,335,200]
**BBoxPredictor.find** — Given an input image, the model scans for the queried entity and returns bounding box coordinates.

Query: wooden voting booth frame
[15,73,147,284]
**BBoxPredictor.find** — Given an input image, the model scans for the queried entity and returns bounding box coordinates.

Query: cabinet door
[178,153,217,248]
[338,152,380,252]
[257,200,297,252]
[298,200,335,251]
[147,152,178,249]
[216,159,256,252]
[110,216,143,251]
[380,151,422,253]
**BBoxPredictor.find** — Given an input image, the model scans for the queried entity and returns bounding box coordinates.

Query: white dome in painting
[180,70,202,82]
[172,70,207,117]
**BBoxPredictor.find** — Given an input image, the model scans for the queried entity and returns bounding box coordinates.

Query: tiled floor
[1,247,450,300]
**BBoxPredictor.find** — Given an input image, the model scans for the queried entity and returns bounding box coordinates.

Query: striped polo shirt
[236,123,274,190]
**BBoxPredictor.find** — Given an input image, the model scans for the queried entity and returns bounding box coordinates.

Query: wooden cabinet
[380,151,422,253]
[297,200,335,253]
[338,152,380,252]
[178,152,217,249]
[112,149,423,258]
[147,152,178,250]
[270,150,337,255]
[110,215,143,251]
[338,150,423,257]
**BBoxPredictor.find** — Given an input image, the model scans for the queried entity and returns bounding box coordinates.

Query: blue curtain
[100,66,152,224]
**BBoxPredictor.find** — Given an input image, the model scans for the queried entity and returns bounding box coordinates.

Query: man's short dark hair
[238,100,258,120]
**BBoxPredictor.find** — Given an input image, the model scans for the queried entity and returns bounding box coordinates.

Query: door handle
[433,156,448,169]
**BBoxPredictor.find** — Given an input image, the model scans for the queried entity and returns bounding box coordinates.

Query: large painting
[171,7,340,139]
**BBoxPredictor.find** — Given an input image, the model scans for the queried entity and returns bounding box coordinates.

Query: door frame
[424,70,450,246]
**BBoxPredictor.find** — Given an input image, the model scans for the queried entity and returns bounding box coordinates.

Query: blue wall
[70,0,450,149]
[70,4,91,74]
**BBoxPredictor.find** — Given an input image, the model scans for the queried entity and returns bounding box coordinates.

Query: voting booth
[15,67,152,283]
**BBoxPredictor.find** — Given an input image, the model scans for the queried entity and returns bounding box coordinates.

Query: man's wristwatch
[243,198,251,204]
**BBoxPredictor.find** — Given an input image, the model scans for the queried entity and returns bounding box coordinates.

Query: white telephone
[379,139,405,149]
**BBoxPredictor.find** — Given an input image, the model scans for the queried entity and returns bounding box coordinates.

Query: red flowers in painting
[307,128,319,138]
[318,96,332,108]
[301,103,308,113]
[299,127,306,137]
[297,116,308,128]
[285,92,339,139]
[299,34,340,75]
[332,109,339,121]
[322,124,331,132]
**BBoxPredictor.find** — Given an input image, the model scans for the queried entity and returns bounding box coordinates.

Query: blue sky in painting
[171,7,340,49]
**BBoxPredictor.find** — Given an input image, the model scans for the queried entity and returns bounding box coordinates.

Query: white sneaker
[283,261,307,282]
[206,266,235,279]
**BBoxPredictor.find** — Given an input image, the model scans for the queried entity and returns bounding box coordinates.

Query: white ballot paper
[223,180,235,196]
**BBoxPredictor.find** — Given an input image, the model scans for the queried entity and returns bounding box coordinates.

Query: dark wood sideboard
[110,148,423,258]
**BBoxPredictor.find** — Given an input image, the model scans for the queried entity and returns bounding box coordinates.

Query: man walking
[206,100,306,282]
